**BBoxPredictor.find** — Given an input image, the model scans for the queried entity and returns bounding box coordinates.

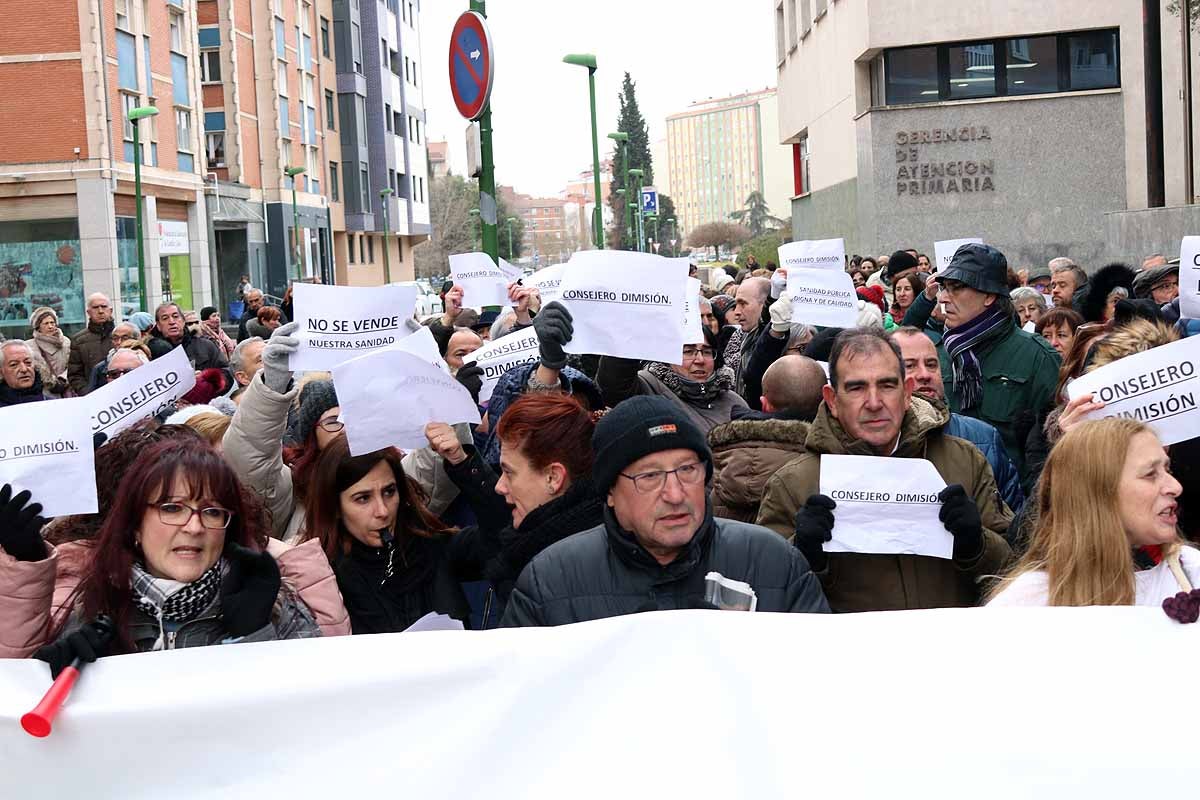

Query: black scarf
[646,361,734,404]
[0,373,44,406]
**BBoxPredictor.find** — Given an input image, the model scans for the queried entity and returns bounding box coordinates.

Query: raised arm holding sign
[778,239,858,328]
[0,398,98,516]
[290,283,417,372]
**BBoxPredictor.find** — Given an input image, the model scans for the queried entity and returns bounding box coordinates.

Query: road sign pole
[468,0,498,263]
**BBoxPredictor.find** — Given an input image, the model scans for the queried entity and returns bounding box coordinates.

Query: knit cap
[591,396,713,494]
[296,379,339,443]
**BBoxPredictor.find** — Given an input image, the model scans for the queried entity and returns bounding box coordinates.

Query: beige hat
[30,306,58,330]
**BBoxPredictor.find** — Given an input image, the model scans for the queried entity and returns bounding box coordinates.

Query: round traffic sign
[448,11,494,121]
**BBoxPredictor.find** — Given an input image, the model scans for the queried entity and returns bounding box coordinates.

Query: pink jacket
[0,538,350,659]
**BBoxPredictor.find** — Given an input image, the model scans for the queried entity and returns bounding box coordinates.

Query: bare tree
[685,222,753,261]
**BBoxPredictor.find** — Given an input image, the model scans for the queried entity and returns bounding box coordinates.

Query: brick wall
[0,62,87,163]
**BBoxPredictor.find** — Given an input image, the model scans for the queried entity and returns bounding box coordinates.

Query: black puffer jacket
[500,506,830,626]
[147,328,229,370]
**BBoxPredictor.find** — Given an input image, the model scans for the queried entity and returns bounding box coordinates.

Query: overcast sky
[420,1,778,198]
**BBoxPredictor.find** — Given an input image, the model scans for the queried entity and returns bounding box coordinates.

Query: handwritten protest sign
[450,252,509,308]
[1180,236,1200,320]
[332,349,482,454]
[0,398,98,516]
[528,264,564,305]
[290,283,417,371]
[86,346,197,440]
[778,238,846,271]
[934,238,983,272]
[463,327,540,404]
[560,250,689,364]
[819,455,950,558]
[1066,334,1200,446]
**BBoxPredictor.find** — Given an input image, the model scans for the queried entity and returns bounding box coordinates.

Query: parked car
[394,281,443,318]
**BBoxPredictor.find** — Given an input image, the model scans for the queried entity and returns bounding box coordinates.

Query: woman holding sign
[988,419,1197,608]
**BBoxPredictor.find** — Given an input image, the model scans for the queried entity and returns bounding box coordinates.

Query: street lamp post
[563,54,603,250]
[506,217,517,259]
[128,105,159,312]
[629,168,644,252]
[379,187,394,284]
[666,217,676,257]
[607,132,630,250]
[285,166,306,281]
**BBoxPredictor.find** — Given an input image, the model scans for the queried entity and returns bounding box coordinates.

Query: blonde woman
[988,418,1195,608]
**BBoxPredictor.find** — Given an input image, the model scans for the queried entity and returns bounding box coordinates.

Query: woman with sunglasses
[0,439,319,669]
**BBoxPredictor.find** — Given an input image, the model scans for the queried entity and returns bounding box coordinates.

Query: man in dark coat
[500,396,830,626]
[0,341,47,407]
[147,303,229,370]
[67,292,116,395]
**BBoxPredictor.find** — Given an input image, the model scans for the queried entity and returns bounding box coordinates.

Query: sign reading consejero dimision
[895,126,996,196]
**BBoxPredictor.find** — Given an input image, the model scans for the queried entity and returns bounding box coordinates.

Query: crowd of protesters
[2,239,1199,675]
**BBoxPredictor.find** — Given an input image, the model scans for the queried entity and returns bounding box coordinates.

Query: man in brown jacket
[756,329,1011,612]
[67,292,116,395]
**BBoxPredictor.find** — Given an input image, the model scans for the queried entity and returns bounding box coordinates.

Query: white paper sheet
[1023,320,1037,332]
[1066,334,1200,446]
[1180,236,1200,321]
[332,349,481,455]
[450,252,510,308]
[463,327,540,404]
[933,238,984,273]
[559,250,689,364]
[0,398,98,516]
[682,277,705,344]
[289,282,418,372]
[403,612,466,633]
[86,346,197,440]
[819,454,950,559]
[778,238,846,271]
[386,325,449,373]
[786,268,859,328]
[527,264,564,305]
[498,257,523,283]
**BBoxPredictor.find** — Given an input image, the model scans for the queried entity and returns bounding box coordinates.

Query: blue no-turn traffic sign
[449,11,494,121]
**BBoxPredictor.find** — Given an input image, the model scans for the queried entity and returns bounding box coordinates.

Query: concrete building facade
[774,0,1200,267]
[0,0,211,333]
[665,89,793,238]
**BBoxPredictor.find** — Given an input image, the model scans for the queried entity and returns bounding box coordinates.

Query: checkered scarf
[131,561,223,625]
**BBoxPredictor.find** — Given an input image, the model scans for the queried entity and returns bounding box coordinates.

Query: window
[787,0,798,48]
[884,46,939,104]
[385,103,392,132]
[352,22,363,73]
[775,3,785,63]
[320,17,330,58]
[279,96,289,134]
[349,233,355,263]
[360,166,370,210]
[330,162,339,201]
[116,30,138,90]
[175,109,192,151]
[116,0,131,30]
[122,93,138,148]
[404,56,410,83]
[799,136,811,195]
[325,90,336,129]
[1005,36,1058,95]
[389,168,396,194]
[206,132,226,167]
[359,234,366,263]
[411,60,418,87]
[815,0,827,18]
[382,40,389,67]
[275,17,286,59]
[799,0,811,37]
[169,11,183,52]
[948,42,994,99]
[367,235,374,263]
[200,50,221,83]
[1068,30,1119,90]
[277,61,288,95]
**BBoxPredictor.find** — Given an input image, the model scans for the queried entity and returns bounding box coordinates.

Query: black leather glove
[0,484,47,562]
[793,494,836,572]
[33,617,115,679]
[220,543,282,637]
[455,362,484,405]
[532,301,573,370]
[939,484,984,563]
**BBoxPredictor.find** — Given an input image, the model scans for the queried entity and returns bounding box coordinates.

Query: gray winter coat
[500,509,830,627]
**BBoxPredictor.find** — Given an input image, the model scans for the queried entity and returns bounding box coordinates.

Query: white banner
[1,608,1197,798]
[450,252,509,308]
[0,398,97,516]
[1066,334,1200,446]
[682,277,705,344]
[820,454,950,558]
[934,238,984,273]
[528,264,564,305]
[778,238,845,271]
[1180,236,1200,320]
[332,349,481,454]
[463,328,540,404]
[786,268,859,328]
[290,283,417,372]
[560,250,688,364]
[86,346,196,440]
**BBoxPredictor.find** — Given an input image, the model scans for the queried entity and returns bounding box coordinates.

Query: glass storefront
[0,219,84,336]
[115,216,143,316]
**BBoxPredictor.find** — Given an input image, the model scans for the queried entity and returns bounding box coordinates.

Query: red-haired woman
[425,393,604,625]
[0,439,320,672]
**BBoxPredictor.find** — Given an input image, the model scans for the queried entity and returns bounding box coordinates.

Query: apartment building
[774,0,1199,265]
[332,0,430,286]
[0,0,210,332]
[665,89,793,238]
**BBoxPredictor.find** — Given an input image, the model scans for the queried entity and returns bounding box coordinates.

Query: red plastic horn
[21,615,114,738]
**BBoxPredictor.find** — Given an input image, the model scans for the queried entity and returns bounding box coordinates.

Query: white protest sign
[682,276,705,344]
[0,398,98,516]
[1023,320,1037,333]
[528,264,564,304]
[1180,236,1200,320]
[450,252,509,308]
[559,250,689,364]
[290,282,417,372]
[777,238,846,271]
[388,325,449,372]
[934,238,984,272]
[463,327,540,404]
[786,268,858,328]
[819,454,950,559]
[87,346,197,440]
[332,350,481,455]
[498,257,523,283]
[1066,334,1200,446]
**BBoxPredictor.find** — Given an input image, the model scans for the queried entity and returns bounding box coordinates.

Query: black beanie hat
[200,306,218,321]
[886,250,919,279]
[592,396,713,494]
[296,379,339,444]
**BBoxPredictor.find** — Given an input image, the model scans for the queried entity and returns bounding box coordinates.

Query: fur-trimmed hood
[1079,263,1135,323]
[1086,318,1180,372]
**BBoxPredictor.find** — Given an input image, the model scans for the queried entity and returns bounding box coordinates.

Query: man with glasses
[103,347,149,384]
[500,396,829,626]
[68,292,116,395]
[1132,255,1180,306]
